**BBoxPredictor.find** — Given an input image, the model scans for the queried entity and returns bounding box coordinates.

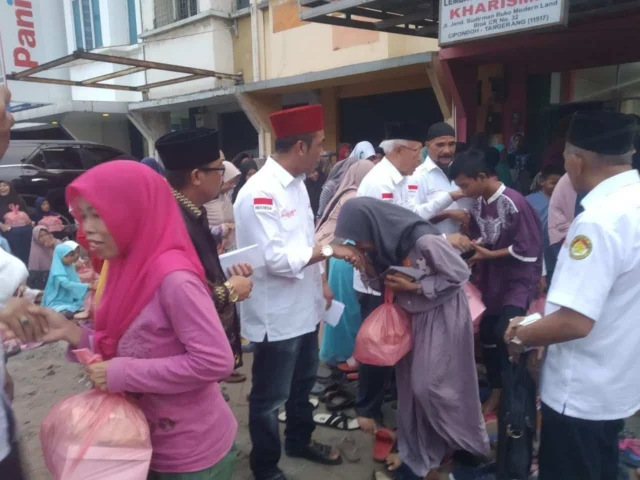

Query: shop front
[439,1,640,168]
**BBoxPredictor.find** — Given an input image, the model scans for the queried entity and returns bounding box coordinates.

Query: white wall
[142,16,236,99]
[63,115,132,153]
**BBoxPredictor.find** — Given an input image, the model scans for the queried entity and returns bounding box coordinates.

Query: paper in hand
[322,300,345,327]
[219,245,265,274]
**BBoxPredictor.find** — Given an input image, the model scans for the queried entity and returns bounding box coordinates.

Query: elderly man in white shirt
[412,122,472,234]
[235,105,362,480]
[505,111,640,480]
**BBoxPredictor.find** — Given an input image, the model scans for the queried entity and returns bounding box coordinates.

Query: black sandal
[325,390,356,412]
[286,440,343,465]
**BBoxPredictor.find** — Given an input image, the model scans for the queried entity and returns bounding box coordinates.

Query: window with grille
[154,0,199,29]
[72,0,103,50]
[237,0,250,9]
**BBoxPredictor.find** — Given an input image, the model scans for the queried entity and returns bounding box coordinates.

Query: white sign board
[0,0,71,106]
[439,0,568,46]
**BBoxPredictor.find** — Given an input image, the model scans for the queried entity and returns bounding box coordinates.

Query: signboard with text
[0,0,70,106]
[439,0,568,46]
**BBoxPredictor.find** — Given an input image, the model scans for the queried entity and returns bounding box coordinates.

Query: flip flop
[373,429,396,463]
[338,436,360,463]
[313,412,360,431]
[277,398,321,422]
[338,362,359,373]
[286,440,343,465]
[326,390,356,412]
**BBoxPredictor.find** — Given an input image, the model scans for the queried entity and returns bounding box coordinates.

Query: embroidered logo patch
[381,193,394,200]
[253,197,274,212]
[569,235,592,260]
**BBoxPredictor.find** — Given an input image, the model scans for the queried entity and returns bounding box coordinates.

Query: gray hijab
[335,197,440,271]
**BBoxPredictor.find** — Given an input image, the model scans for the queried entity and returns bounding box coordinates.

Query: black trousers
[249,330,319,480]
[539,403,623,480]
[479,305,526,389]
[355,293,393,420]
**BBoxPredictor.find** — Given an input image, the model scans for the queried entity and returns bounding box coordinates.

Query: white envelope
[219,245,265,274]
[322,300,345,327]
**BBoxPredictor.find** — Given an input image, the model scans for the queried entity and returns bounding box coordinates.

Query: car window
[0,144,37,165]
[80,146,122,169]
[41,147,83,170]
[30,151,45,168]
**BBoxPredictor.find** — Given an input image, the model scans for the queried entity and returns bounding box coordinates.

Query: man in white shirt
[235,105,362,480]
[505,111,640,480]
[412,122,471,234]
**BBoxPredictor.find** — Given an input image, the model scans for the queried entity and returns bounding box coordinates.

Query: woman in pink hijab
[35,161,238,479]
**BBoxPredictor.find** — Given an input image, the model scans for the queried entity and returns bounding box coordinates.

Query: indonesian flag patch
[408,184,418,192]
[381,193,394,200]
[253,197,274,212]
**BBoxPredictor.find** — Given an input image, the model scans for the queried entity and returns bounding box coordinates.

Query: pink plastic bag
[527,295,546,317]
[40,349,152,480]
[353,290,412,366]
[3,204,31,227]
[38,214,64,232]
[464,282,486,334]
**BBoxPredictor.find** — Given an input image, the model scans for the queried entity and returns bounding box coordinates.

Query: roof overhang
[300,0,438,39]
[299,0,640,40]
[4,49,243,93]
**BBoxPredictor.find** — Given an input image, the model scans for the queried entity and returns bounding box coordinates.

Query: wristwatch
[224,281,239,303]
[321,245,334,259]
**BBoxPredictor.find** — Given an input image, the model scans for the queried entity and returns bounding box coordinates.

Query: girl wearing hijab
[317,141,376,218]
[316,161,374,364]
[41,241,90,319]
[28,226,59,271]
[305,166,327,218]
[335,198,489,480]
[232,158,258,203]
[31,197,59,224]
[205,160,241,252]
[31,161,237,479]
[0,181,32,265]
[141,157,166,177]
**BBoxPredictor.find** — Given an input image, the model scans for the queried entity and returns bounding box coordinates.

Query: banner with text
[439,0,567,46]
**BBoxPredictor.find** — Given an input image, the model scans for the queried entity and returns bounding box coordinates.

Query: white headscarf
[0,249,28,308]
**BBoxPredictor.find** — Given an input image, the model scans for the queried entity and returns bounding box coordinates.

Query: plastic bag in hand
[353,290,412,366]
[40,349,152,480]
[3,204,31,227]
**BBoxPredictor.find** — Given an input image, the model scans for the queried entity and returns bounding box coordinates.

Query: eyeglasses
[199,165,226,176]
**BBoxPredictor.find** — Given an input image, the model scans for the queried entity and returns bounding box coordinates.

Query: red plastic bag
[38,214,64,232]
[527,295,546,317]
[3,204,31,227]
[40,349,152,480]
[353,290,412,366]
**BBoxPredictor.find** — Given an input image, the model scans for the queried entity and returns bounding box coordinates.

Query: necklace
[172,188,202,218]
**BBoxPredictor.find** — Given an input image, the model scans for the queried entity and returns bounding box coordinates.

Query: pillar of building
[235,92,281,157]
[127,110,171,159]
[440,59,478,143]
[319,87,339,153]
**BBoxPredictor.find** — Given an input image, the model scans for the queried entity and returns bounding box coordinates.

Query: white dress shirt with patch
[411,156,474,234]
[541,170,640,421]
[234,157,324,342]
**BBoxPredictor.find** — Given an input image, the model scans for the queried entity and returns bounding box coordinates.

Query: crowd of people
[1,81,640,480]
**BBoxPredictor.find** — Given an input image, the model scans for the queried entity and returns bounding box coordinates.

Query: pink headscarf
[66,160,206,360]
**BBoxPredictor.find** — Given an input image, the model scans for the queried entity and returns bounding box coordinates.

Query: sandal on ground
[373,429,396,462]
[277,398,321,422]
[338,436,360,463]
[222,372,247,384]
[326,390,356,412]
[313,412,360,431]
[286,440,343,465]
[338,362,359,373]
[318,382,341,402]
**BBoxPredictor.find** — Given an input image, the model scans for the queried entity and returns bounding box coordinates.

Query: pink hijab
[66,160,206,360]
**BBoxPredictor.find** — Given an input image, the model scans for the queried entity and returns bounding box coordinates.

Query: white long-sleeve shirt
[234,157,324,342]
[412,156,474,234]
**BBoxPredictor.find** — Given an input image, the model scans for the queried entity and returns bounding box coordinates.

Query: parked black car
[0,140,128,216]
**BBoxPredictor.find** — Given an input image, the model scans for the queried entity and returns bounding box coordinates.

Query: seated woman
[28,160,238,479]
[28,226,59,278]
[0,181,32,265]
[42,241,90,320]
[335,198,489,480]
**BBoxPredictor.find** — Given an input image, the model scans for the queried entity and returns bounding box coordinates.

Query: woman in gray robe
[335,197,489,480]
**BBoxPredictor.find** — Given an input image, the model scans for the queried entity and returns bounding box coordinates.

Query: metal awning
[300,0,438,38]
[300,0,640,39]
[5,49,243,93]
